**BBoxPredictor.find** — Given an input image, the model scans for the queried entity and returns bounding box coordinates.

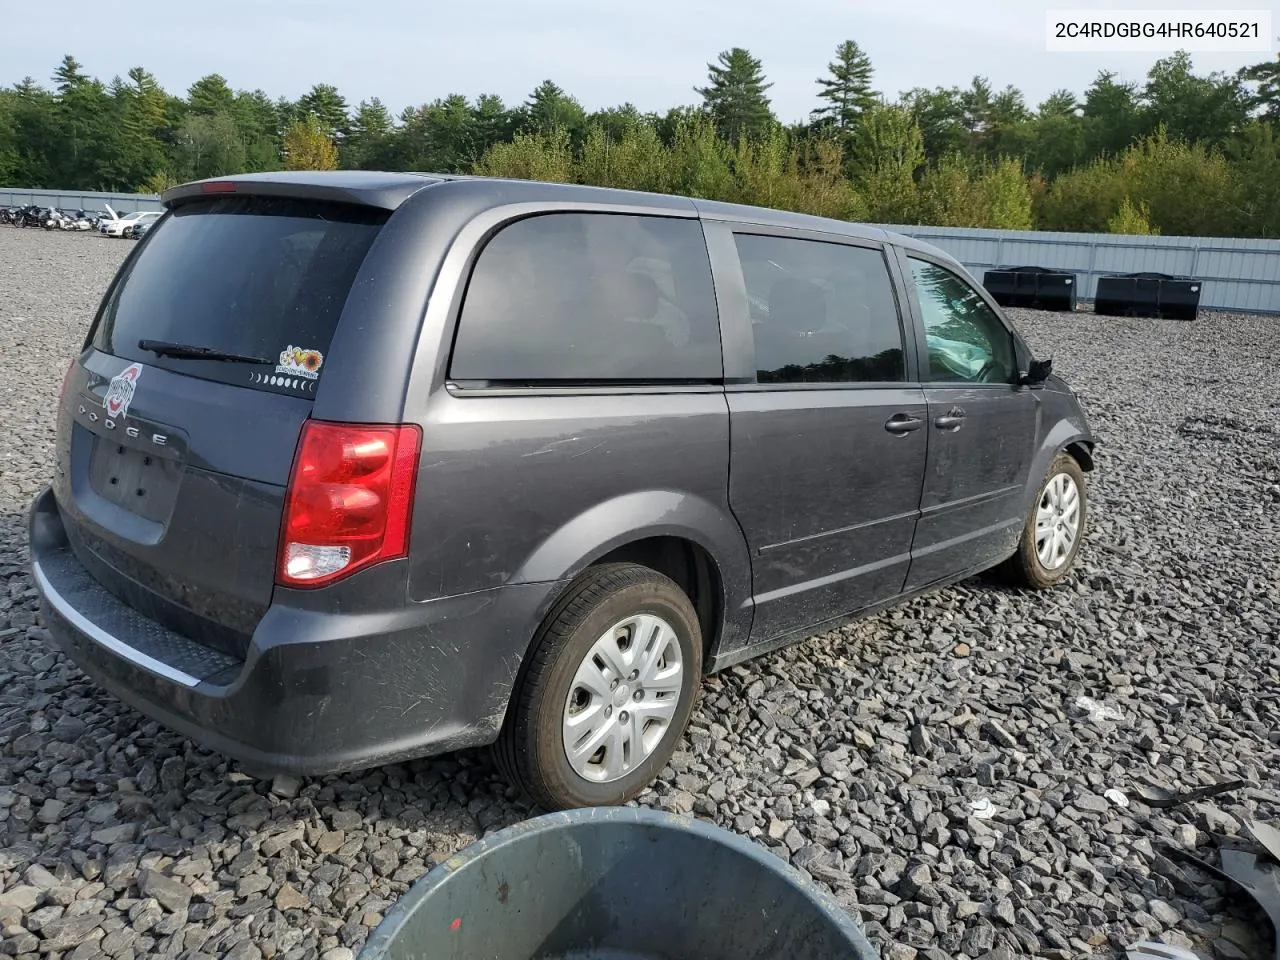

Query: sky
[8,0,1278,121]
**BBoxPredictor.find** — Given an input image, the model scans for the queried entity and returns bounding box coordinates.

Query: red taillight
[201,181,237,194]
[277,420,422,588]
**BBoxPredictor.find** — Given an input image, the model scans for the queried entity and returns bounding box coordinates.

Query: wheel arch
[1024,419,1096,512]
[1065,439,1095,473]
[509,491,753,670]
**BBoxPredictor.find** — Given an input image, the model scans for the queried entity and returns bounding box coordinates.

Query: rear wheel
[495,563,702,810]
[998,452,1087,589]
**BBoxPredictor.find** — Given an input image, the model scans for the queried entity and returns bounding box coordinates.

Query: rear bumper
[28,486,560,776]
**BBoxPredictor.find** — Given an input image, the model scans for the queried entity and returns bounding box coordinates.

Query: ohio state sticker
[103,363,142,420]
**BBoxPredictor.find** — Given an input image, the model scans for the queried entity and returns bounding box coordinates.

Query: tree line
[2,46,1279,238]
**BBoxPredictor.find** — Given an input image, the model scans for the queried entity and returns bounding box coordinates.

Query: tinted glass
[733,233,905,384]
[91,197,387,393]
[450,213,722,383]
[909,258,1016,384]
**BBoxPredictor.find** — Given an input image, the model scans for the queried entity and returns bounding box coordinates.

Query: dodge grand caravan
[29,171,1096,810]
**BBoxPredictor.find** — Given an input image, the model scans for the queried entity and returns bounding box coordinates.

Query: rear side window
[733,234,905,384]
[449,213,722,384]
[91,197,387,393]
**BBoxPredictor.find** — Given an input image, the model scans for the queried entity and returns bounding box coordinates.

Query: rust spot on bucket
[498,881,509,904]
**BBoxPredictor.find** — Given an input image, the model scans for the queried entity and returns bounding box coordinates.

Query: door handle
[934,407,967,431]
[885,413,924,435]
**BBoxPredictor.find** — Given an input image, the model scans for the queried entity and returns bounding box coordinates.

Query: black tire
[495,562,702,810]
[997,452,1088,589]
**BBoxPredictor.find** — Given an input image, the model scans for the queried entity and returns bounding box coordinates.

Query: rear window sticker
[276,345,324,380]
[249,372,316,392]
[103,362,142,420]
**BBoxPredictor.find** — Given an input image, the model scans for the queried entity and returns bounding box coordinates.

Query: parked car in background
[125,218,156,240]
[29,171,1096,811]
[100,210,161,237]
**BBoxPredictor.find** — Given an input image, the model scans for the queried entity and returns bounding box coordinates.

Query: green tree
[578,120,671,193]
[344,98,394,168]
[1226,122,1280,236]
[916,154,981,226]
[981,85,1033,159]
[283,114,338,170]
[7,52,1280,240]
[586,103,646,142]
[1142,52,1250,147]
[1035,158,1128,232]
[786,138,866,220]
[472,94,520,158]
[232,89,279,140]
[1029,90,1083,178]
[187,74,235,116]
[522,80,586,138]
[1107,196,1158,234]
[473,127,575,183]
[1039,89,1078,117]
[395,94,480,172]
[0,91,19,184]
[1240,52,1280,120]
[727,129,865,219]
[850,103,924,223]
[974,158,1033,229]
[654,105,706,147]
[901,86,970,162]
[295,83,349,141]
[275,95,300,134]
[811,40,877,136]
[666,116,735,199]
[112,67,170,189]
[4,78,59,187]
[230,89,281,171]
[51,56,118,188]
[1082,71,1144,158]
[1119,127,1240,235]
[696,47,775,144]
[959,76,993,138]
[175,112,246,180]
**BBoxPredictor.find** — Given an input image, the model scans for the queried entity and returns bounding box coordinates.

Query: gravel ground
[1,227,1278,960]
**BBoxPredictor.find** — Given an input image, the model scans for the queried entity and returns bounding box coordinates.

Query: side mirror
[1019,357,1053,387]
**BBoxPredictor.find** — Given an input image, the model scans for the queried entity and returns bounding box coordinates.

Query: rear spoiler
[162,172,442,212]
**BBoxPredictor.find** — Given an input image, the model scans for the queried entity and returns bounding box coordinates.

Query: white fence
[4,186,1277,314]
[875,223,1280,315]
[0,187,162,216]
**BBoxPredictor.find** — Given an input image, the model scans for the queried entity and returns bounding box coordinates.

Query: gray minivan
[29,172,1095,810]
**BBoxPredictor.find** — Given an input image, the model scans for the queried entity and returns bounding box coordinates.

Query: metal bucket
[359,806,880,960]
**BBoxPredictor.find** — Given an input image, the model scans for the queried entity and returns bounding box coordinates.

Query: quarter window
[450,213,722,383]
[732,233,905,384]
[908,258,1016,384]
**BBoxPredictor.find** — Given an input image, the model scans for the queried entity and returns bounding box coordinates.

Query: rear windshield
[90,196,387,394]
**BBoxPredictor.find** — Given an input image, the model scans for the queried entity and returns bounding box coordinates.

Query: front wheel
[997,452,1088,589]
[495,563,702,810]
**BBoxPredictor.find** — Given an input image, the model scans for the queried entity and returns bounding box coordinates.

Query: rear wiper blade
[137,339,272,364]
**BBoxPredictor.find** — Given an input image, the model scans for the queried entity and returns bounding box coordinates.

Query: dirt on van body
[0,228,1277,960]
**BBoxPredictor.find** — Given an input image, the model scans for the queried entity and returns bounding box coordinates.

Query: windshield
[90,196,388,394]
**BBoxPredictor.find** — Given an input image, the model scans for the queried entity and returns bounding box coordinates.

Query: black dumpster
[1094,271,1202,321]
[358,807,880,960]
[982,266,1078,312]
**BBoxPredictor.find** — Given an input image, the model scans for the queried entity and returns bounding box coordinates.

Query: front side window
[450,213,722,383]
[908,258,1016,384]
[732,233,905,384]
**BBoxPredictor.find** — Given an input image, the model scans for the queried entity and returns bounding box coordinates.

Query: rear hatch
[54,195,388,658]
